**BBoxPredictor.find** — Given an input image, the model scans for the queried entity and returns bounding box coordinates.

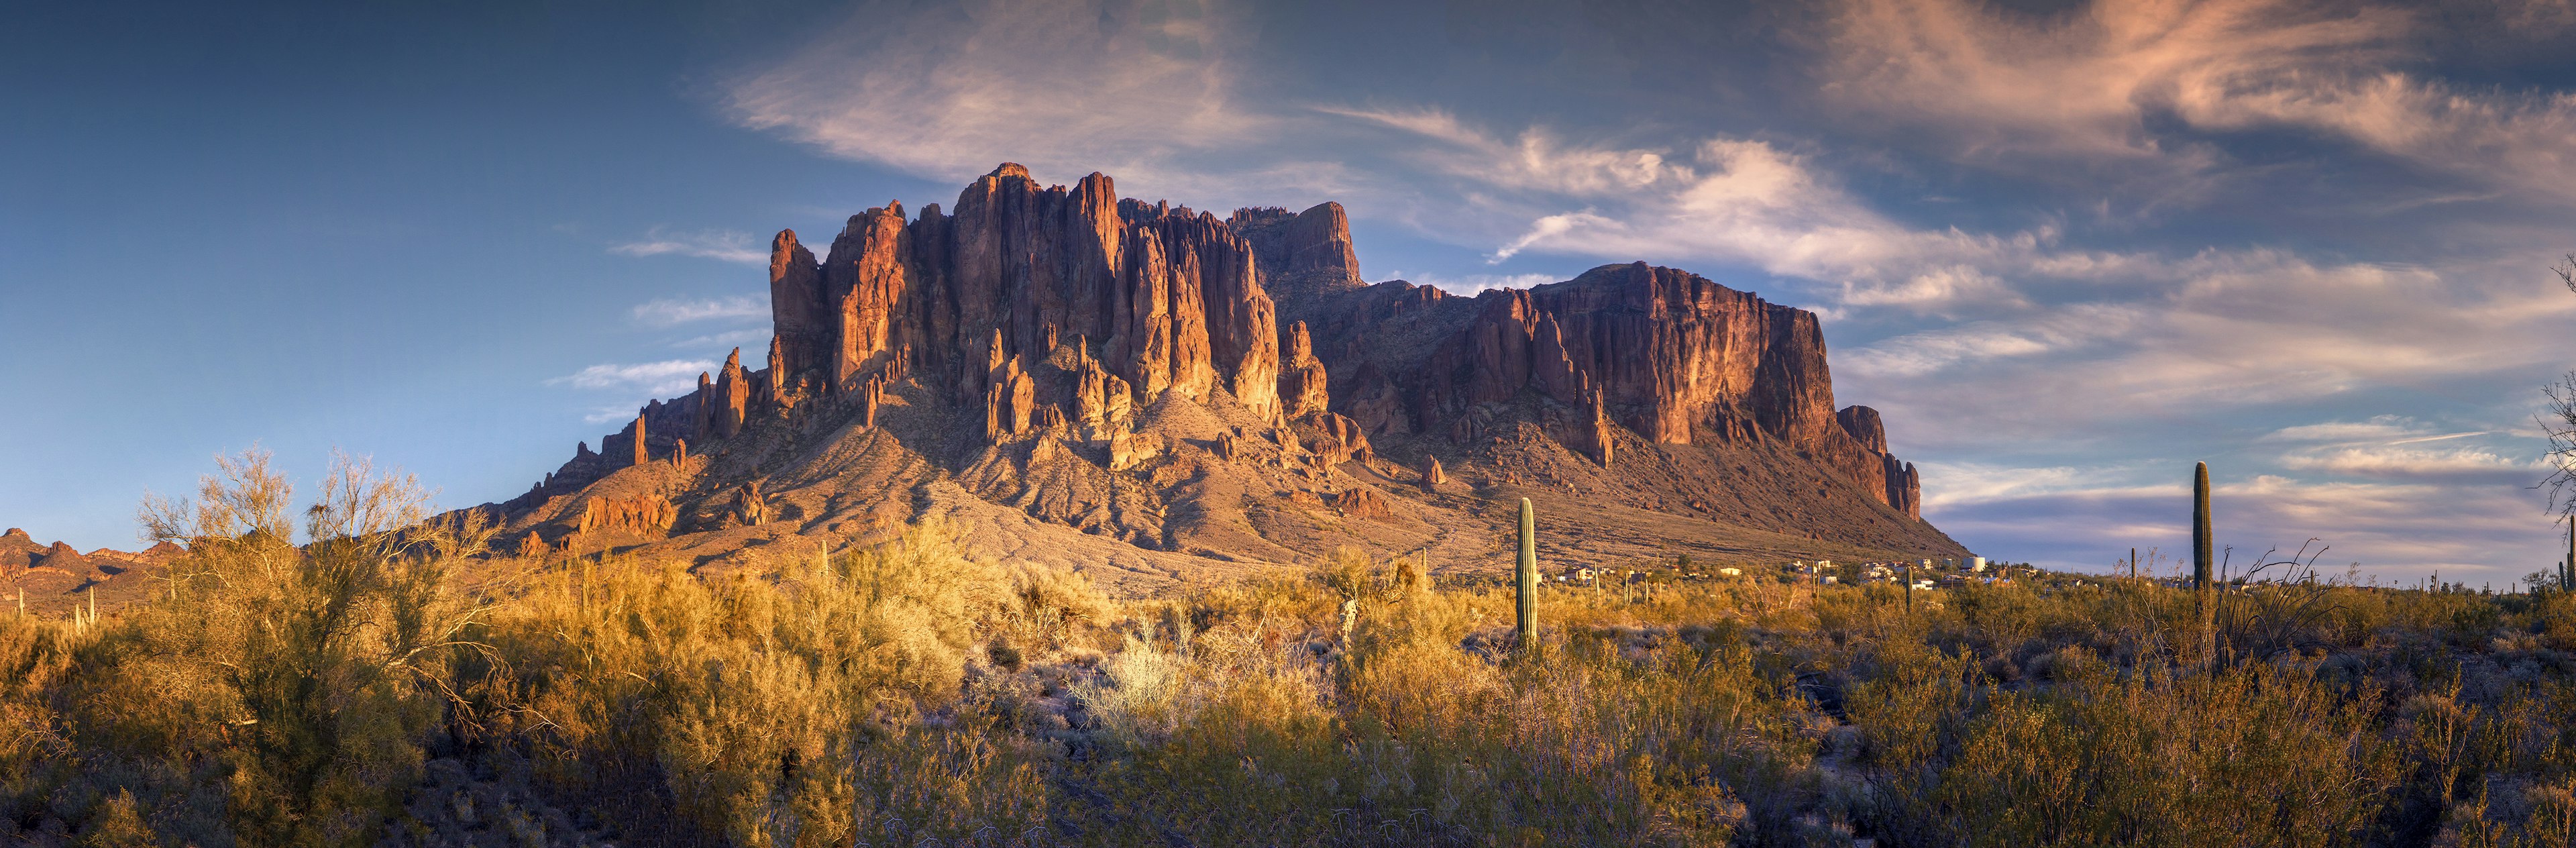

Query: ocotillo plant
[1516,497,1538,651]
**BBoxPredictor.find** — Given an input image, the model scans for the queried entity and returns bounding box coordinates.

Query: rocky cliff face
[1281,262,1922,518]
[496,164,1957,584]
[755,165,1283,432]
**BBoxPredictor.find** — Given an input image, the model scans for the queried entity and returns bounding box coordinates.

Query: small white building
[1968,556,1988,572]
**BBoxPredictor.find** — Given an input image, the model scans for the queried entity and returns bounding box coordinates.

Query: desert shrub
[0,449,491,847]
[44,460,2576,847]
[1856,648,2404,847]
[458,519,1053,847]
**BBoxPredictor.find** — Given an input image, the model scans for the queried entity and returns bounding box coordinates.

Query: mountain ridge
[476,163,1965,588]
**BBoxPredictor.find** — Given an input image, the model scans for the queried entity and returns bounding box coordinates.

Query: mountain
[478,164,1964,588]
[1,527,179,616]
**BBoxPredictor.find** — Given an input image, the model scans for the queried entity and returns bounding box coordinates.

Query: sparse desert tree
[2537,254,2576,519]
[91,448,494,847]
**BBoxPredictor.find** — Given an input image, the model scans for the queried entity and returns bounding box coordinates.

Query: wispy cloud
[2276,445,2540,484]
[722,0,1267,191]
[1817,0,2576,205]
[1329,117,2078,316]
[1384,270,1564,296]
[631,295,768,328]
[582,405,646,425]
[610,228,767,264]
[2262,416,2434,443]
[545,360,714,396]
[671,329,772,350]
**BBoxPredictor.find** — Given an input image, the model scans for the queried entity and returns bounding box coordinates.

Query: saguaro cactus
[2564,521,2573,591]
[2194,462,2216,661]
[1516,497,1538,651]
[2193,462,2214,594]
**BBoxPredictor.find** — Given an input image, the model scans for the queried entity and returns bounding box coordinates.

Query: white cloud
[1844,304,2136,378]
[671,329,773,350]
[610,228,767,264]
[1913,460,2107,511]
[723,0,1263,189]
[582,405,645,425]
[546,360,715,396]
[2262,416,2432,443]
[1819,0,2576,204]
[2277,445,2540,484]
[1323,119,2086,316]
[632,295,769,328]
[1385,270,1563,296]
[1326,107,1695,197]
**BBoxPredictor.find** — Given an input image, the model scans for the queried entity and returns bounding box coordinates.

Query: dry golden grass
[18,454,2576,846]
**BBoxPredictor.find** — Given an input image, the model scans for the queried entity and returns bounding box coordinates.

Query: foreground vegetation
[13,458,2576,845]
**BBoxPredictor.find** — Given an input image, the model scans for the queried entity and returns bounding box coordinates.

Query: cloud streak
[1819,0,2576,205]
[723,0,1267,191]
[546,360,714,396]
[631,295,769,328]
[610,228,767,264]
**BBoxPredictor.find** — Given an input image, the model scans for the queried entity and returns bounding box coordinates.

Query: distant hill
[467,164,1966,590]
[1,527,180,617]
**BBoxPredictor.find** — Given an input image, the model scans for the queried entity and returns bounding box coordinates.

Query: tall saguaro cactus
[1516,497,1538,651]
[2194,462,2216,661]
[2193,462,2214,593]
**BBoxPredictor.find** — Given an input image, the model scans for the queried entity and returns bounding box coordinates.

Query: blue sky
[8,0,2576,583]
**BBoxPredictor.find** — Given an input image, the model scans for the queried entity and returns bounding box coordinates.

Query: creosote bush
[22,454,2576,845]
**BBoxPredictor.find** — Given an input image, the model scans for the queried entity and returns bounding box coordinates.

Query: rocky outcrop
[714,350,749,438]
[1297,262,1921,517]
[1299,411,1373,466]
[1230,203,1363,296]
[767,335,793,410]
[1328,486,1393,521]
[769,229,828,378]
[1070,341,1135,440]
[0,528,40,576]
[577,496,675,536]
[1558,388,1613,468]
[984,346,1038,442]
[1837,405,1888,454]
[502,162,1954,576]
[692,372,715,437]
[1278,321,1330,419]
[627,413,648,468]
[732,482,768,527]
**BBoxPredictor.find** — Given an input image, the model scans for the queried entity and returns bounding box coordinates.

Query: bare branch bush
[89,448,496,845]
[2212,539,2353,665]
